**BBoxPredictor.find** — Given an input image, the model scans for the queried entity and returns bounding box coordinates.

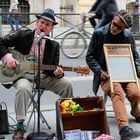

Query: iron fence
[0,1,30,24]
[0,1,140,39]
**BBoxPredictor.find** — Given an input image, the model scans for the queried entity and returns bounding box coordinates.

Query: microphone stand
[26,37,49,140]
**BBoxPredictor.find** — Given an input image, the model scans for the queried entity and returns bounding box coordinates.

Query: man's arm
[127,31,140,78]
[0,37,10,59]
[86,31,103,76]
[0,33,20,68]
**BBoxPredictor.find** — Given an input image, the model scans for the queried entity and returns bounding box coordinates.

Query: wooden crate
[55,96,110,140]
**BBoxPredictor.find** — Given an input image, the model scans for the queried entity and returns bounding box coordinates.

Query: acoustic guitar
[0,49,90,83]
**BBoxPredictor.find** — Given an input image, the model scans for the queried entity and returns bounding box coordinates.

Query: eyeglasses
[112,22,124,30]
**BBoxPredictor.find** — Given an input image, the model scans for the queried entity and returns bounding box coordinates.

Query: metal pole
[132,0,139,34]
[0,7,2,36]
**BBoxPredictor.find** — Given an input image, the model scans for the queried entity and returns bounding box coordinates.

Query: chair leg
[26,107,34,129]
[26,89,51,130]
[104,93,115,118]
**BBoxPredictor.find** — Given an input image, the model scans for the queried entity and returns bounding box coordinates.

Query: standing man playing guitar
[0,8,73,139]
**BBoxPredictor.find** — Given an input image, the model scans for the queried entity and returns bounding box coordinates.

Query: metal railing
[0,9,140,39]
[0,11,92,40]
[0,1,30,24]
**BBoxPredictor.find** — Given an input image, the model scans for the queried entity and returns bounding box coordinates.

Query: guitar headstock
[74,66,91,75]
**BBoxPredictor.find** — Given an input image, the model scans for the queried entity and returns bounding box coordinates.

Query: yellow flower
[60,99,84,114]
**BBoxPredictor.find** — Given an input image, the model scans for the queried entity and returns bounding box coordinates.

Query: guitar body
[0,49,36,83]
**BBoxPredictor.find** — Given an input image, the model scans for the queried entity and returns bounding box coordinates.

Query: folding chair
[104,93,115,118]
[26,87,51,130]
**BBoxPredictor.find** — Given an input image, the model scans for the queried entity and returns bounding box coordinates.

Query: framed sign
[104,44,139,93]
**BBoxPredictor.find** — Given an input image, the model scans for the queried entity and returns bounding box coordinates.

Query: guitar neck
[34,64,74,72]
[26,64,90,75]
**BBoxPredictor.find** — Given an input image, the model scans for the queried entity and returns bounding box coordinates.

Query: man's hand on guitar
[5,57,18,69]
[54,66,64,78]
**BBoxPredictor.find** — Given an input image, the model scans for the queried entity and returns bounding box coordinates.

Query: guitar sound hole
[2,65,20,77]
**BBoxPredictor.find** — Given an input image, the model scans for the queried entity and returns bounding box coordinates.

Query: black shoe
[120,126,140,140]
[136,116,140,123]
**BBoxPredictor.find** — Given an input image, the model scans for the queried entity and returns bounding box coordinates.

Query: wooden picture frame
[103,44,139,93]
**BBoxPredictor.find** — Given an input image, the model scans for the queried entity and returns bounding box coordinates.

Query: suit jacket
[0,29,60,76]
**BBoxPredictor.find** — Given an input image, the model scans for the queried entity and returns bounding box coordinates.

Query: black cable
[8,116,17,124]
[7,111,17,134]
[8,125,16,134]
[0,101,7,110]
